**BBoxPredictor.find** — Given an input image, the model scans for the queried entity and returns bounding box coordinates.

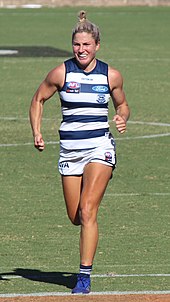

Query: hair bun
[78,10,87,23]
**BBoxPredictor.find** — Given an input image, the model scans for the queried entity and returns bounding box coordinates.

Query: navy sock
[79,264,92,276]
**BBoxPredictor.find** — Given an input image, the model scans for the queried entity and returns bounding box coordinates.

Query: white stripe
[60,91,109,102]
[62,107,108,116]
[0,290,170,298]
[60,135,108,149]
[66,72,108,84]
[59,121,109,131]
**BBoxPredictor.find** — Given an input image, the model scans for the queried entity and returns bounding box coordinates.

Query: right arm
[29,63,65,151]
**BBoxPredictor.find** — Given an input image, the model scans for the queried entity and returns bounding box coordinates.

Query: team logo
[66,82,80,93]
[96,94,106,103]
[92,85,108,93]
[105,152,112,162]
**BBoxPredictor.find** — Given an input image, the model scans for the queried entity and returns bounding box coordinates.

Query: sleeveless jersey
[58,58,111,150]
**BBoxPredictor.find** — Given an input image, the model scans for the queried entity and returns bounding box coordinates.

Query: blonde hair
[72,10,100,44]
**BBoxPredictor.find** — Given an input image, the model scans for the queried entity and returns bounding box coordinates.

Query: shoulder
[64,57,81,73]
[45,63,65,90]
[108,66,124,90]
[95,59,108,75]
[47,62,65,78]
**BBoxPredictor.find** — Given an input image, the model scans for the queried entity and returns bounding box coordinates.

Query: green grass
[0,6,170,294]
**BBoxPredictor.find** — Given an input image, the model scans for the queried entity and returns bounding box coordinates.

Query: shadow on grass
[0,268,77,289]
[0,46,72,57]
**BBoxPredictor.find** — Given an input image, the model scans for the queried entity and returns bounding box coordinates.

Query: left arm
[108,66,130,134]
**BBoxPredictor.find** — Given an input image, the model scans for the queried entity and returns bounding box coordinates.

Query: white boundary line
[93,273,170,278]
[2,273,170,297]
[0,290,170,298]
[2,273,170,280]
[1,132,170,148]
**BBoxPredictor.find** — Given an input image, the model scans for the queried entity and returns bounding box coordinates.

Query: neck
[76,58,97,73]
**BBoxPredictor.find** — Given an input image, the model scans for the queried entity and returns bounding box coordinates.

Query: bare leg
[61,163,112,265]
[61,175,82,225]
[79,162,112,265]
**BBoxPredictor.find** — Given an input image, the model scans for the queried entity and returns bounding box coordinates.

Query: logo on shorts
[66,82,80,93]
[105,152,112,162]
[59,162,69,169]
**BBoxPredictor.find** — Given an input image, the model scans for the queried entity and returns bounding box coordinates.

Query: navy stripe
[62,115,107,123]
[59,128,109,140]
[64,58,108,76]
[63,82,109,94]
[61,100,108,109]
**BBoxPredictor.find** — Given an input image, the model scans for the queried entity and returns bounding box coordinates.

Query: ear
[96,41,100,51]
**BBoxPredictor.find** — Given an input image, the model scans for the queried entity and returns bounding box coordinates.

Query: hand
[113,114,127,134]
[34,133,45,151]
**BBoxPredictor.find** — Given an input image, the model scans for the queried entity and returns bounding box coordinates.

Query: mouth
[77,53,88,60]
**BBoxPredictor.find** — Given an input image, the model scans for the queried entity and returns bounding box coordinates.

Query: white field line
[105,193,170,196]
[1,132,170,148]
[128,121,170,127]
[0,119,170,148]
[2,273,170,280]
[0,132,170,148]
[117,133,170,140]
[0,290,170,298]
[92,273,170,278]
[0,53,170,62]
[1,117,170,127]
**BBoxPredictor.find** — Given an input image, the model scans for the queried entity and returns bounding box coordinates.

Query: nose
[78,44,84,53]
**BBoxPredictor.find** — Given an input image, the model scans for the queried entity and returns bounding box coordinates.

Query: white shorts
[58,133,116,176]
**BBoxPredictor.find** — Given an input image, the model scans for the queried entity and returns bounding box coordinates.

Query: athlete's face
[72,32,100,72]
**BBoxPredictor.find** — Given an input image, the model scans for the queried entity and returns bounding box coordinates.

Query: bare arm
[29,63,65,151]
[108,66,130,134]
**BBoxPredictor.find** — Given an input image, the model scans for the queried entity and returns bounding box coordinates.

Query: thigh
[61,175,83,224]
[80,162,113,210]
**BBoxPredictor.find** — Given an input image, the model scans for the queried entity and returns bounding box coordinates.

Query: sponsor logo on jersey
[92,85,108,93]
[105,152,112,162]
[81,77,93,81]
[97,94,106,103]
[66,82,80,93]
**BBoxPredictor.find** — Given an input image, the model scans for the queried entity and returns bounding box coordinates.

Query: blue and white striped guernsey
[58,58,111,150]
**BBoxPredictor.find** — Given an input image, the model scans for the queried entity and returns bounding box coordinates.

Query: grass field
[0,6,170,295]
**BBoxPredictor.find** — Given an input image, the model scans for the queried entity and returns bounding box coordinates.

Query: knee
[79,203,97,226]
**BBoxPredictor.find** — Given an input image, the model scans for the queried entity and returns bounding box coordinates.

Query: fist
[113,114,127,134]
[34,134,45,151]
